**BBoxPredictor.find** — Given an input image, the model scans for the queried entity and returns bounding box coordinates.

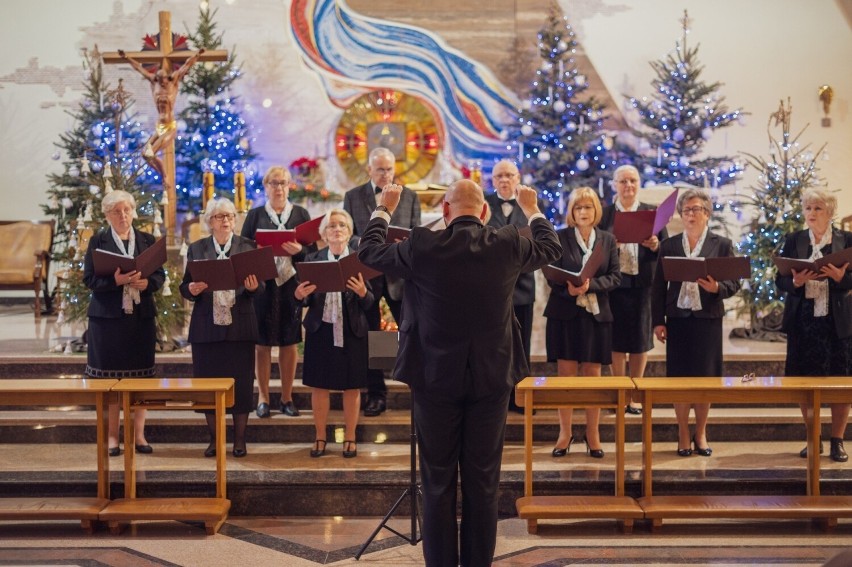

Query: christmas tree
[508,3,625,224]
[736,98,827,336]
[625,11,744,195]
[175,6,261,213]
[42,47,184,348]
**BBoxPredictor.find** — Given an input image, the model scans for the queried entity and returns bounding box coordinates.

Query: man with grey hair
[343,147,421,416]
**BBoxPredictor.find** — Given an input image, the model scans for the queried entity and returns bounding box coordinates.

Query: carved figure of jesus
[118,48,205,179]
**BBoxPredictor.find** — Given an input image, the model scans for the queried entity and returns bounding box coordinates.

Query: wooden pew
[0,378,115,532]
[514,376,643,533]
[98,378,234,535]
[634,375,852,530]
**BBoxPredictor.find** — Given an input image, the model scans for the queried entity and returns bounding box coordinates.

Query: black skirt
[610,284,654,354]
[302,321,369,390]
[785,298,852,376]
[254,276,303,346]
[86,314,156,378]
[665,316,722,376]
[546,311,613,365]
[191,341,256,414]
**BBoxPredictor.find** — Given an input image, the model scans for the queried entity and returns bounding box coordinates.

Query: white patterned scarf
[265,200,297,286]
[110,227,140,314]
[805,228,831,317]
[574,228,600,316]
[322,246,349,348]
[615,200,639,276]
[677,227,709,311]
[212,235,236,326]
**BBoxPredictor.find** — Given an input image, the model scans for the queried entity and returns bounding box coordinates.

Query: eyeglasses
[681,206,707,216]
[326,223,349,230]
[267,181,289,188]
[212,213,236,222]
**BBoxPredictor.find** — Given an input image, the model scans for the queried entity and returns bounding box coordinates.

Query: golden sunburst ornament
[335,89,441,185]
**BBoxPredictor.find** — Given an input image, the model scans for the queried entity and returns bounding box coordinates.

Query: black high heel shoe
[692,435,712,457]
[108,446,121,457]
[310,439,327,458]
[204,442,216,458]
[343,440,357,458]
[232,447,247,458]
[582,435,604,459]
[800,440,824,458]
[551,437,574,458]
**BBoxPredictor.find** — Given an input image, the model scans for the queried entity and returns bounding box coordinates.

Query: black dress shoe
[232,447,247,458]
[135,444,153,454]
[256,402,270,418]
[799,440,824,458]
[692,435,712,457]
[625,405,643,415]
[280,400,300,417]
[677,447,693,457]
[363,397,386,417]
[551,437,574,458]
[204,443,216,458]
[830,438,848,463]
[310,439,326,458]
[108,447,121,457]
[582,435,604,459]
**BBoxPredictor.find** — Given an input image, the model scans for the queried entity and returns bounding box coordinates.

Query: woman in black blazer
[544,187,621,459]
[294,209,374,459]
[180,199,262,458]
[775,188,852,463]
[241,166,312,419]
[84,190,165,457]
[599,165,666,415]
[652,188,741,457]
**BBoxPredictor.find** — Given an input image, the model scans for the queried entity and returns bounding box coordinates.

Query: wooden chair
[0,220,55,318]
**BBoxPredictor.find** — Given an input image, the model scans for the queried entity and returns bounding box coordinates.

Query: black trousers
[413,369,511,567]
[365,275,402,400]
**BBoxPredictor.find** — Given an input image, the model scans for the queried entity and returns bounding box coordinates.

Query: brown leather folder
[92,237,166,279]
[661,256,750,282]
[187,247,277,291]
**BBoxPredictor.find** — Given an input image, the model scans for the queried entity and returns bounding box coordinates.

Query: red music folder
[612,189,678,243]
[540,244,606,287]
[661,255,751,282]
[295,215,324,245]
[187,246,278,291]
[295,254,382,293]
[92,237,167,279]
[254,229,298,256]
[773,246,852,276]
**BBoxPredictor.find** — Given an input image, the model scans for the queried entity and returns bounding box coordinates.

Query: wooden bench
[0,220,54,318]
[514,376,643,533]
[98,378,235,534]
[635,376,852,530]
[0,378,116,532]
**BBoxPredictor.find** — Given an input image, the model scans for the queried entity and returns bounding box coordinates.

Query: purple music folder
[612,189,678,243]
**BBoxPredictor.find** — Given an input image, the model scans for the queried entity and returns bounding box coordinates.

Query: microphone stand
[355,333,422,560]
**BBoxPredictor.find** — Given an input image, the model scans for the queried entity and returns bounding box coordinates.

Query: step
[0,407,832,444]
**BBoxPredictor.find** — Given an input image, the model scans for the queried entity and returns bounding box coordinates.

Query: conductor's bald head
[443,179,486,224]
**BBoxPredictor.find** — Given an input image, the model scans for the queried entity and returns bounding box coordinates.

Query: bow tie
[374,186,382,195]
[501,199,516,206]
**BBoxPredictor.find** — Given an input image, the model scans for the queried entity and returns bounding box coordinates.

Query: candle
[598,178,604,197]
[234,172,246,211]
[519,142,524,163]
[657,147,662,166]
[548,86,553,101]
[203,171,215,210]
[579,115,585,133]
[559,60,564,78]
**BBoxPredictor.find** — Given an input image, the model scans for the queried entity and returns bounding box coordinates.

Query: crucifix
[102,11,228,244]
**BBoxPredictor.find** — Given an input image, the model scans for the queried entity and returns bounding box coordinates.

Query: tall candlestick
[203,171,215,211]
[234,172,246,211]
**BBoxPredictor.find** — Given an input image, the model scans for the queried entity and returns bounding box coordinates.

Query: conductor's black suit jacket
[357,213,562,392]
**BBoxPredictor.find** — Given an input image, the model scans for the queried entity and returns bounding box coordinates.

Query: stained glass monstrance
[335,89,441,185]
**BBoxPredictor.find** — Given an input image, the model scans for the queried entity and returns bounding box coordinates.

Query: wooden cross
[102,11,228,245]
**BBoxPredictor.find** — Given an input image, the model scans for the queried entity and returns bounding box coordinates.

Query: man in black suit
[358,180,561,567]
[344,147,421,416]
[485,160,546,413]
